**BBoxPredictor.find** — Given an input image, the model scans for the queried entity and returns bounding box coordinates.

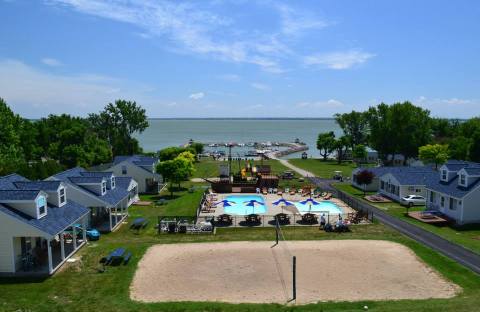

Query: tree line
[317,101,480,164]
[0,98,148,179]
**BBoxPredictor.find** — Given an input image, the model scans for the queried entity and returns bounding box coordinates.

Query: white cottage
[0,174,89,276]
[425,161,480,225]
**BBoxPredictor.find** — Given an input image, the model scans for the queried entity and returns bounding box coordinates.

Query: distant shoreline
[147,117,336,120]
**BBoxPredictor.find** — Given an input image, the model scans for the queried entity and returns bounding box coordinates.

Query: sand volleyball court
[130,240,458,304]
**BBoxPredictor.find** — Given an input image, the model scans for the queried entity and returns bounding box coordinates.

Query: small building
[365,147,378,163]
[0,174,89,276]
[378,168,437,202]
[425,160,480,225]
[352,166,434,194]
[107,155,162,194]
[48,167,137,232]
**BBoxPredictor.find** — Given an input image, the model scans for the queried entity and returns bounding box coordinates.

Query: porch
[14,216,88,275]
[91,205,128,233]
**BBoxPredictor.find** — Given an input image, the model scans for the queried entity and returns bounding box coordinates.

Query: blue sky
[0,0,479,118]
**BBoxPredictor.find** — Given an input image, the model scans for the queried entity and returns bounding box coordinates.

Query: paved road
[307,177,480,275]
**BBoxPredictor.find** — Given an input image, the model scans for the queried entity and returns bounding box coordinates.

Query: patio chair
[262,188,268,195]
[284,187,290,194]
[290,188,296,195]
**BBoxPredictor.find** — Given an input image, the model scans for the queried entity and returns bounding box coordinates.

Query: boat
[245,150,259,157]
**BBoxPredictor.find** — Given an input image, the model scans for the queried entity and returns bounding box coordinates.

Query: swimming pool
[294,201,343,215]
[223,195,267,215]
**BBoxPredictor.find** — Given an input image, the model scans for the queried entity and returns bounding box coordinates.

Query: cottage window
[380,181,385,190]
[37,196,47,216]
[440,196,445,207]
[59,188,66,204]
[102,182,107,194]
[122,165,127,174]
[408,186,414,192]
[430,191,435,203]
[415,188,422,193]
[460,174,466,186]
[449,198,456,210]
[111,177,115,189]
[441,170,447,180]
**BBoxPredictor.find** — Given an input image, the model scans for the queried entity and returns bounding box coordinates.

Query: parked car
[280,171,295,179]
[401,195,426,207]
[65,224,101,241]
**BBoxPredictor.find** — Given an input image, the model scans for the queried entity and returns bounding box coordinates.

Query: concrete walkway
[268,154,316,177]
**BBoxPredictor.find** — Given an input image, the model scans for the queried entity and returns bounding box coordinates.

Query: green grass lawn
[288,158,359,178]
[4,168,480,311]
[335,183,480,255]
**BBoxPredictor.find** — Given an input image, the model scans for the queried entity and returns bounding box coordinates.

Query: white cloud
[304,50,375,69]
[250,82,270,91]
[414,96,480,116]
[276,4,328,36]
[0,59,152,117]
[189,92,205,100]
[166,101,177,106]
[41,57,63,66]
[295,99,344,108]
[45,1,331,74]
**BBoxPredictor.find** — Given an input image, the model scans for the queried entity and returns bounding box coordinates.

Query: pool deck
[200,192,354,218]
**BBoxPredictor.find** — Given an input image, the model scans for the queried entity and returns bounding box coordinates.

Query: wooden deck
[408,211,449,224]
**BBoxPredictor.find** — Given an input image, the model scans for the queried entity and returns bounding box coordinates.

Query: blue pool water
[223,195,267,215]
[294,201,343,215]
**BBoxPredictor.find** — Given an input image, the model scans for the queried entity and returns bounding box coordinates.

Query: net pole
[275,220,279,245]
[292,256,297,301]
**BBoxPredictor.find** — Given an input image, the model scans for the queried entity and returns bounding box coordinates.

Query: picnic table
[100,248,132,266]
[130,217,149,230]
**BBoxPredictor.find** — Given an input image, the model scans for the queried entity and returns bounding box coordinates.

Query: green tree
[366,102,431,164]
[156,156,195,197]
[316,132,336,161]
[334,111,368,149]
[89,100,148,156]
[0,98,25,175]
[334,135,350,164]
[353,144,368,164]
[448,136,471,160]
[189,142,204,155]
[158,146,195,161]
[469,131,480,162]
[419,144,449,169]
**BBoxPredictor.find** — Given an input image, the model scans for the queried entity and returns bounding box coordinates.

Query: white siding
[462,186,480,224]
[107,162,161,193]
[0,211,49,273]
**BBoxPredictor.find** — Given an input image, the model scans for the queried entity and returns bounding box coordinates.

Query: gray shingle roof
[113,155,159,167]
[0,174,29,189]
[115,177,134,189]
[54,167,130,206]
[426,176,480,198]
[355,166,434,179]
[464,167,480,175]
[14,181,62,191]
[0,190,42,201]
[0,201,89,236]
[68,176,105,184]
[79,171,114,179]
[384,169,438,185]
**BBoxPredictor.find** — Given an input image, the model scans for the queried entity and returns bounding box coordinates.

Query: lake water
[135,119,342,158]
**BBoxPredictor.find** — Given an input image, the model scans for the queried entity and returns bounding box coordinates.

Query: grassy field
[335,183,480,255]
[288,159,359,178]
[2,178,480,311]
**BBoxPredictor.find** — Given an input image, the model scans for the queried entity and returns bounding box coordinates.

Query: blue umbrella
[300,198,320,206]
[272,198,294,213]
[244,200,265,207]
[243,199,264,214]
[272,198,294,206]
[214,200,236,207]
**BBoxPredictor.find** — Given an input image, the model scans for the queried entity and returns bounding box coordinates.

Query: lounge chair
[277,188,283,195]
[284,187,290,194]
[268,188,273,194]
[290,188,296,195]
[262,188,268,195]
[323,193,333,200]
